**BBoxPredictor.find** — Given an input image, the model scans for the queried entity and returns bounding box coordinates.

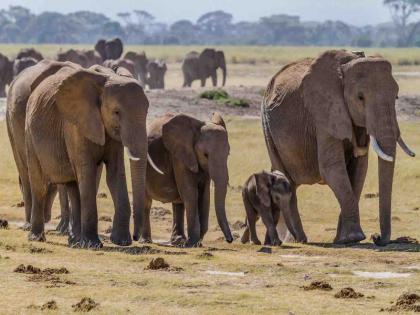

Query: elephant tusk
[370,136,394,162]
[397,136,416,157]
[125,147,140,161]
[147,154,164,175]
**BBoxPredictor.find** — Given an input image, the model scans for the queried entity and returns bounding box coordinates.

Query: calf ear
[211,112,226,129]
[253,174,271,208]
[55,68,108,146]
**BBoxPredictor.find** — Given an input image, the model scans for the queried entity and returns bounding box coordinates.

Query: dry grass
[0,117,419,314]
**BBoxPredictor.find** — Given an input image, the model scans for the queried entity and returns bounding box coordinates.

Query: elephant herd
[0,38,228,97]
[5,49,416,250]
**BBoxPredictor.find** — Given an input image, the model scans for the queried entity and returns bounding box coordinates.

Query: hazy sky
[0,0,394,26]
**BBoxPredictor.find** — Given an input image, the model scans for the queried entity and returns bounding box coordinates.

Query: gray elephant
[103,59,136,78]
[138,112,233,247]
[124,51,149,85]
[0,52,14,97]
[56,49,101,68]
[13,57,38,77]
[95,38,124,61]
[262,50,415,246]
[16,48,44,62]
[182,49,226,87]
[147,60,167,89]
[7,60,162,248]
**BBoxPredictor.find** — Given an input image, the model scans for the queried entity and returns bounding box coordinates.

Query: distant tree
[383,0,420,46]
[170,20,196,43]
[197,11,232,33]
[117,12,132,25]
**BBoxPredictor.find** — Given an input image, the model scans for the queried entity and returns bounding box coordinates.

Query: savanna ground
[0,45,419,314]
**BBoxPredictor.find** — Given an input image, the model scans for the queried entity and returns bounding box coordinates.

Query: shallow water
[352,271,412,279]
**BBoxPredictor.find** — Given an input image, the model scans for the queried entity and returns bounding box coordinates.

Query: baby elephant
[241,171,298,246]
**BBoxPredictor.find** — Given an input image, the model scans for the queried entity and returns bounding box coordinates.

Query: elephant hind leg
[171,202,186,246]
[44,184,57,223]
[56,185,70,235]
[198,181,210,240]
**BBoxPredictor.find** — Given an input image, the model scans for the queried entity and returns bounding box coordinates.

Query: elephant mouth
[124,147,164,175]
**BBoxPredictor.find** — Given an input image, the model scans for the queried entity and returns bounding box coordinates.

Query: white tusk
[125,147,140,161]
[397,136,416,157]
[370,136,394,162]
[147,153,164,175]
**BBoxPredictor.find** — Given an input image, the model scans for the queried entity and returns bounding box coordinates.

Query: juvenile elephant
[124,51,149,85]
[95,38,124,61]
[262,50,415,246]
[182,49,226,87]
[0,52,14,97]
[7,60,161,248]
[137,113,233,247]
[241,170,305,246]
[147,60,167,89]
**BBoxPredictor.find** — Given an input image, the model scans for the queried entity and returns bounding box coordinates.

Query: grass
[0,117,419,314]
[199,89,250,107]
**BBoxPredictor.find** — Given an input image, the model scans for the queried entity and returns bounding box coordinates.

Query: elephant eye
[204,153,209,158]
[357,92,364,101]
[396,95,399,100]
[113,110,120,116]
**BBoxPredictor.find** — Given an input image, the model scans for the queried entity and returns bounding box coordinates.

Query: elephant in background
[95,38,124,61]
[0,52,14,97]
[13,57,38,77]
[182,48,226,87]
[147,60,167,89]
[262,50,415,246]
[56,49,101,68]
[103,59,136,78]
[138,112,233,247]
[124,51,149,86]
[7,60,161,248]
[16,48,44,62]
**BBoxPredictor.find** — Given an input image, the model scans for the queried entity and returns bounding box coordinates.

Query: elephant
[103,59,136,78]
[0,52,14,97]
[16,48,44,62]
[182,48,226,87]
[13,57,38,77]
[56,49,100,68]
[146,60,167,89]
[137,112,233,247]
[95,38,124,61]
[7,59,162,248]
[261,50,415,246]
[124,51,149,85]
[240,170,300,246]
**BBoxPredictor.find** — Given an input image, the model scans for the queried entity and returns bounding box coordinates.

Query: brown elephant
[0,52,14,97]
[7,60,161,248]
[182,49,226,87]
[146,60,167,89]
[138,112,233,247]
[95,38,124,61]
[16,48,44,62]
[103,59,136,78]
[262,50,415,246]
[13,57,38,77]
[124,51,149,85]
[56,49,101,68]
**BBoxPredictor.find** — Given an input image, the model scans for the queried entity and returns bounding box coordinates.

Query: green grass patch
[199,89,250,108]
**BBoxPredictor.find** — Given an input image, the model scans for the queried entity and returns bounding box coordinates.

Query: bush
[199,89,250,108]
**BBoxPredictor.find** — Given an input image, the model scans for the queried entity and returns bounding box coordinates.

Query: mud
[302,281,333,291]
[257,247,272,254]
[384,292,420,312]
[0,219,8,229]
[334,287,364,299]
[391,236,419,244]
[72,297,99,312]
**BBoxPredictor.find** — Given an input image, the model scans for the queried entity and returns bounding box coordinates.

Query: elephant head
[0,53,14,97]
[105,38,124,60]
[215,50,227,86]
[56,49,89,68]
[146,60,167,89]
[13,57,38,77]
[16,48,44,62]
[124,51,149,85]
[162,112,233,242]
[302,50,415,246]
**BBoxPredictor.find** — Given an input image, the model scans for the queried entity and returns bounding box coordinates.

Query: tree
[384,0,420,46]
[197,11,232,33]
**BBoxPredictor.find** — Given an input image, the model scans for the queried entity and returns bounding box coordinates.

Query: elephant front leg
[138,198,152,243]
[198,181,210,240]
[211,72,217,87]
[67,182,81,247]
[282,188,307,243]
[171,203,186,246]
[260,209,282,246]
[56,185,70,234]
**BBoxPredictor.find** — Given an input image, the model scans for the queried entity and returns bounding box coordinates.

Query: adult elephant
[0,53,14,97]
[147,60,167,89]
[262,50,415,246]
[182,49,226,87]
[56,49,89,67]
[103,59,136,78]
[95,38,123,61]
[13,57,38,77]
[124,51,148,85]
[7,60,162,248]
[138,113,233,247]
[16,48,44,62]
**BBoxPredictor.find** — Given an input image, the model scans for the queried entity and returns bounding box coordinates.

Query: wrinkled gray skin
[7,60,150,249]
[16,48,44,62]
[262,50,415,246]
[95,38,123,61]
[103,59,136,78]
[124,51,149,85]
[56,49,101,68]
[182,49,226,87]
[139,112,233,247]
[0,52,14,97]
[147,60,167,89]
[241,171,301,246]
[13,57,38,77]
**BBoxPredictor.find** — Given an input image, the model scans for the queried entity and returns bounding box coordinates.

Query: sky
[0,0,393,26]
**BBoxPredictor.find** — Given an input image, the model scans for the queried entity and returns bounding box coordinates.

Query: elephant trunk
[221,63,227,87]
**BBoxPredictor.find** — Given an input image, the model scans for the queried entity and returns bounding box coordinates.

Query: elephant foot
[110,229,132,247]
[68,235,80,248]
[138,237,153,244]
[265,238,282,246]
[28,231,46,242]
[252,239,262,245]
[183,238,202,248]
[22,222,31,231]
[371,233,390,247]
[334,222,365,244]
[170,235,187,246]
[79,236,103,249]
[56,217,69,235]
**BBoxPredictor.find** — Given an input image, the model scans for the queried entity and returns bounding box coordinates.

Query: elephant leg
[260,209,281,246]
[200,77,206,87]
[198,180,210,240]
[43,184,57,223]
[67,182,81,247]
[242,193,260,245]
[56,185,70,235]
[171,203,186,246]
[241,218,251,244]
[264,208,282,245]
[283,186,307,243]
[20,173,32,230]
[211,72,217,87]
[139,197,152,243]
[105,144,132,246]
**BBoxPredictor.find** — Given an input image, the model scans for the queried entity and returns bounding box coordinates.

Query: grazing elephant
[95,38,123,61]
[103,59,136,78]
[124,51,149,85]
[182,48,226,87]
[7,60,161,248]
[137,112,233,247]
[0,52,14,97]
[13,57,38,77]
[262,50,415,246]
[16,48,44,62]
[147,60,167,89]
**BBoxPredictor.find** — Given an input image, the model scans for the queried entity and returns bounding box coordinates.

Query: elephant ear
[302,50,355,140]
[162,114,203,173]
[55,69,108,146]
[253,173,271,208]
[31,60,76,92]
[211,112,226,129]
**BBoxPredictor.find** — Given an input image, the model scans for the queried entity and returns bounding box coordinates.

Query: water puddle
[353,271,412,279]
[205,270,245,277]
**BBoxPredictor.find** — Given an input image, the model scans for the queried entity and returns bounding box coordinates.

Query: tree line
[0,0,419,47]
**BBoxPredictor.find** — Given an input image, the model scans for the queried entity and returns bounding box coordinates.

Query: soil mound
[385,292,420,312]
[303,281,333,291]
[72,297,99,312]
[334,287,364,299]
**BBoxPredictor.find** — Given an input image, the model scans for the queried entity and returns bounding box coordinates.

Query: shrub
[199,89,250,108]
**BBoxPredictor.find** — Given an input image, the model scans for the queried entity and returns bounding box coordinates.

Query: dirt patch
[97,193,108,199]
[364,192,379,199]
[334,287,364,299]
[151,207,171,218]
[98,215,112,222]
[0,219,8,229]
[145,257,184,272]
[303,281,333,291]
[384,292,420,312]
[72,297,99,312]
[391,236,419,244]
[28,245,53,254]
[197,252,214,259]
